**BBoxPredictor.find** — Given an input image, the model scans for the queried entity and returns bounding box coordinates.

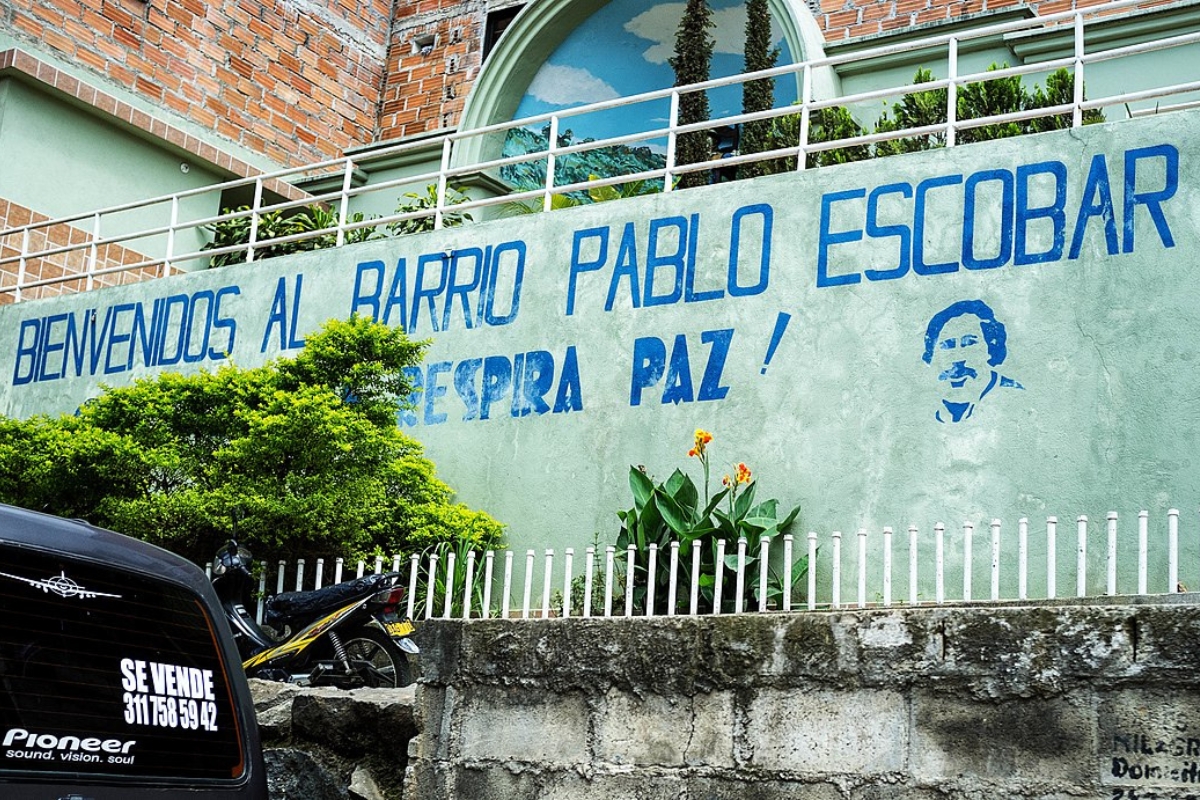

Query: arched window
[456,0,838,186]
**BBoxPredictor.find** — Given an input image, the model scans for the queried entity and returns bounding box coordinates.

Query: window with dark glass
[0,545,245,782]
[484,6,524,60]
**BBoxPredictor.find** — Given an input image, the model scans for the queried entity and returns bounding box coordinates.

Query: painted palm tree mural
[501,0,797,194]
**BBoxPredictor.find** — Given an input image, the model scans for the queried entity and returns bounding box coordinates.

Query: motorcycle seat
[265,572,396,628]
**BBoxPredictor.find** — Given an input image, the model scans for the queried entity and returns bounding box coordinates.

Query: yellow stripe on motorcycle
[243,604,359,669]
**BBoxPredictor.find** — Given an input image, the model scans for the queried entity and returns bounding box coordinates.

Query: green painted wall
[2,111,1196,596]
[0,77,221,266]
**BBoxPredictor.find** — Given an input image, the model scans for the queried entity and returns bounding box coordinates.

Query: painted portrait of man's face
[931,313,989,400]
[923,299,1023,424]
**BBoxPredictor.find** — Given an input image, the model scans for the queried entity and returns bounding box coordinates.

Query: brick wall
[4,0,392,167]
[3,0,1181,167]
[815,0,1179,41]
[379,0,485,140]
[0,199,170,305]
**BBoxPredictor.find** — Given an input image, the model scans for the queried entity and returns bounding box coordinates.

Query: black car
[0,504,266,799]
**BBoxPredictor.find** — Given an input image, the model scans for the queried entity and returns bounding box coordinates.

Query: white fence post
[482,551,495,620]
[990,519,1001,602]
[604,546,615,618]
[963,522,974,602]
[463,550,477,621]
[758,537,771,613]
[935,523,945,604]
[735,538,747,615]
[1018,518,1028,600]
[1047,517,1058,599]
[562,548,574,618]
[1077,515,1089,598]
[857,528,868,609]
[908,525,918,606]
[1169,508,1180,591]
[806,531,817,611]
[1138,511,1149,595]
[583,546,595,618]
[1107,512,1118,596]
[668,541,680,616]
[831,532,842,609]
[882,527,893,607]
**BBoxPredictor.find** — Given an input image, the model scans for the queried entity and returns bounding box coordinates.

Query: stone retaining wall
[251,680,416,800]
[405,602,1200,800]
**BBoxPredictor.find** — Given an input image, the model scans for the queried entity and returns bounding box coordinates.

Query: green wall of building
[0,76,222,264]
[2,111,1196,595]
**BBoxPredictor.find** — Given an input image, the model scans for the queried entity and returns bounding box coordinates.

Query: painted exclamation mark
[761,311,791,374]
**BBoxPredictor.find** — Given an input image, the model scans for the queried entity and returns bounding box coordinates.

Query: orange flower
[735,462,752,485]
[691,428,713,458]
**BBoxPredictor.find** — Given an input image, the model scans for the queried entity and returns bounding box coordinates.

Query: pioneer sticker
[3,728,136,766]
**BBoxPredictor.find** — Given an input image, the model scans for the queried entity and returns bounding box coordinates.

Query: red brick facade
[0,199,174,305]
[816,0,1178,41]
[2,0,1177,168]
[4,0,392,167]
[380,1,482,138]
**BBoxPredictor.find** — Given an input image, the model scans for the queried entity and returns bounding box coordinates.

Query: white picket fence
[230,508,1197,623]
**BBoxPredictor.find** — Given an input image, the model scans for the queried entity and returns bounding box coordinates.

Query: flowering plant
[615,429,803,614]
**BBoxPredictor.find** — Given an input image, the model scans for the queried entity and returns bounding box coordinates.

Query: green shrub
[613,429,804,615]
[203,185,472,268]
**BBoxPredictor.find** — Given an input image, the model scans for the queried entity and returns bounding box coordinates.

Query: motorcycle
[210,541,419,688]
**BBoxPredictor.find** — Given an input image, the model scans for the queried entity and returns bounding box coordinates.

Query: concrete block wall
[407,602,1200,799]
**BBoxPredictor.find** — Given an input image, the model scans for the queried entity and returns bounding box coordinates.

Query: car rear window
[0,543,246,783]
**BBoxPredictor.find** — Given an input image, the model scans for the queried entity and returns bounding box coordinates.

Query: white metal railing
[3,0,1198,301]
[229,507,1198,624]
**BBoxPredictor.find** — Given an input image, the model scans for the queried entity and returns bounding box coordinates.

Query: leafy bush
[386,184,473,236]
[768,105,873,170]
[203,185,473,268]
[0,316,504,566]
[613,429,803,614]
[764,66,1103,171]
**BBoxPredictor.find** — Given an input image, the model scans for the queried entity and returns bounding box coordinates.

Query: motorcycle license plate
[385,619,415,637]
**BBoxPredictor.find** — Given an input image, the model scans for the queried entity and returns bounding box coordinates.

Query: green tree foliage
[738,0,779,180]
[203,205,382,268]
[385,185,473,236]
[0,316,504,565]
[766,105,872,170]
[873,68,948,156]
[670,0,715,189]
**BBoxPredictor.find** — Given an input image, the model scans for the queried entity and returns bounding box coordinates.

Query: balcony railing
[2,0,1199,302]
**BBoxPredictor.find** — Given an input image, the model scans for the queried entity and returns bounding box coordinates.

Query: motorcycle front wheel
[342,627,414,688]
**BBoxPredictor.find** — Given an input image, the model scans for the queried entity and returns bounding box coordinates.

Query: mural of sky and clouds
[513,0,797,143]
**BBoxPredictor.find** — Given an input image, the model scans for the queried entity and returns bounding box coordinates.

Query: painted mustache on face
[938,361,978,387]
